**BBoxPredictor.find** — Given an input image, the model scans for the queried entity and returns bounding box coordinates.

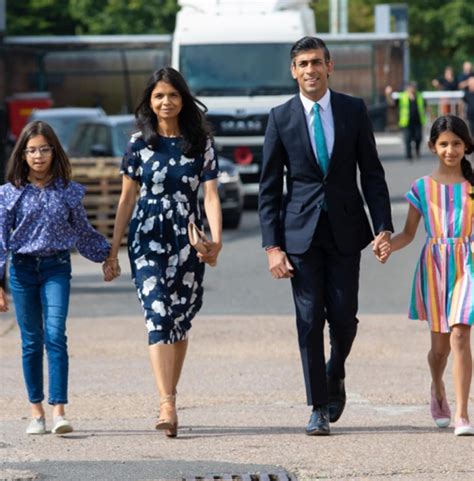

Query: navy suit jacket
[259,90,393,255]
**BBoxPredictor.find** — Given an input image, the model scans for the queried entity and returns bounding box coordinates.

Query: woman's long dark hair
[429,115,474,197]
[135,67,212,157]
[7,120,71,188]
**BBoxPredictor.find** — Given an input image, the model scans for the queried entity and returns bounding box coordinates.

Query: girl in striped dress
[376,115,474,436]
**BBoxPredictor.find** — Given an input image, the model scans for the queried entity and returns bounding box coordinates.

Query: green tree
[68,0,179,34]
[311,0,380,33]
[6,0,79,35]
[311,0,474,88]
[6,0,179,35]
[409,0,474,86]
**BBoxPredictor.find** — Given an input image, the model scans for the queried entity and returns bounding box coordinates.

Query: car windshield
[43,117,89,149]
[113,121,139,156]
[180,44,297,96]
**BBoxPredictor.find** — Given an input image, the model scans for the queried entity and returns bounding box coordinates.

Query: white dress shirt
[299,89,335,162]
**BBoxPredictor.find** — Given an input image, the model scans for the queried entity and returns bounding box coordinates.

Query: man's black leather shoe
[328,377,346,423]
[305,406,330,436]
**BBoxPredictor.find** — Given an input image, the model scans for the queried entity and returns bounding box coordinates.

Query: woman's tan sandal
[155,395,177,432]
[165,420,178,438]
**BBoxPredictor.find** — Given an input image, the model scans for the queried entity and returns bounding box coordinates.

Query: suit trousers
[288,211,360,406]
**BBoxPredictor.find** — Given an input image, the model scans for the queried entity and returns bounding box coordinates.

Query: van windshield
[180,44,297,96]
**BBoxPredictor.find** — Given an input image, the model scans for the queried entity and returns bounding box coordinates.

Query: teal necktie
[313,103,329,175]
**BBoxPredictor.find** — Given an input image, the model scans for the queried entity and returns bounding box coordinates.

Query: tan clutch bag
[188,222,216,266]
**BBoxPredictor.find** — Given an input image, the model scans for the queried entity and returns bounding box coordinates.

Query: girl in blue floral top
[0,121,110,435]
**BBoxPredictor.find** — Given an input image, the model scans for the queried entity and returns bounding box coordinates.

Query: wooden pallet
[71,157,121,176]
[71,158,127,245]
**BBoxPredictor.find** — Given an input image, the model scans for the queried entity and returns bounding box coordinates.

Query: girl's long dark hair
[429,115,474,197]
[135,67,212,157]
[7,120,71,188]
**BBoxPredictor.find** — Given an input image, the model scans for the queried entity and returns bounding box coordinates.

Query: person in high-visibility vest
[386,82,426,160]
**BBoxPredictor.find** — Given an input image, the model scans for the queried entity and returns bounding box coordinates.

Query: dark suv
[68,116,243,228]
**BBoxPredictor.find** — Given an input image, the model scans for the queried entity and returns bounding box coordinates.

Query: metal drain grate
[182,474,297,481]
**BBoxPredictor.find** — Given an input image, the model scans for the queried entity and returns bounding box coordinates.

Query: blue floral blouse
[0,179,110,281]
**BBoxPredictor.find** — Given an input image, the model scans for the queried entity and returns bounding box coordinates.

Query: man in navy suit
[258,36,393,435]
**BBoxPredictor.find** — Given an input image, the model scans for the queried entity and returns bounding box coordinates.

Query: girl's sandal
[155,395,177,433]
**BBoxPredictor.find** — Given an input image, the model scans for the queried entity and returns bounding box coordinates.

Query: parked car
[68,115,136,158]
[216,157,243,229]
[68,116,243,229]
[197,156,243,229]
[28,107,106,152]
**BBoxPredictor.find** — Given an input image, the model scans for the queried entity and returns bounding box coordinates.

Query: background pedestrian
[463,76,474,135]
[385,82,427,160]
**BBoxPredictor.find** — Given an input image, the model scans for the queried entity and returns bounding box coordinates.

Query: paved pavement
[1,139,473,481]
[2,310,473,480]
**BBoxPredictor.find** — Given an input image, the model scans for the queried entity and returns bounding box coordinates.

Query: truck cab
[172,0,315,200]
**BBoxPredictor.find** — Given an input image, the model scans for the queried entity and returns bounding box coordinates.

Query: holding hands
[103,257,121,282]
[372,231,392,264]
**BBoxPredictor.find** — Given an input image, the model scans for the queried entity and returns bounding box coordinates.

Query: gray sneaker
[26,417,46,435]
[52,416,73,434]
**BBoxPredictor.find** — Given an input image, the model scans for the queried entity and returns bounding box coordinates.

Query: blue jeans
[9,251,72,405]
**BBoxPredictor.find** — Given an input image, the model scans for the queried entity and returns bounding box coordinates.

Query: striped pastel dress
[405,176,474,333]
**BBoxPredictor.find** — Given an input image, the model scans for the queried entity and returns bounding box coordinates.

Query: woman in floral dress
[104,68,222,437]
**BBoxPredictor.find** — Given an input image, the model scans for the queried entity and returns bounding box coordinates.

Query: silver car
[28,107,106,152]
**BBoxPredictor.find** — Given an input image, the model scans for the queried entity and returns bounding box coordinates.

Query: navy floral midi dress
[121,134,219,344]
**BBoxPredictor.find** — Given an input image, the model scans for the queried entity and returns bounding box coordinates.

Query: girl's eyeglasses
[24,146,54,156]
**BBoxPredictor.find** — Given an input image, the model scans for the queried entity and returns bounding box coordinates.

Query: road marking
[375,135,402,145]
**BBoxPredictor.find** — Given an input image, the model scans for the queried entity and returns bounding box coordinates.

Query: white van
[172,0,315,199]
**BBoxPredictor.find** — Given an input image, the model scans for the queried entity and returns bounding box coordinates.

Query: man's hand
[267,248,294,279]
[372,231,392,263]
[0,287,9,312]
